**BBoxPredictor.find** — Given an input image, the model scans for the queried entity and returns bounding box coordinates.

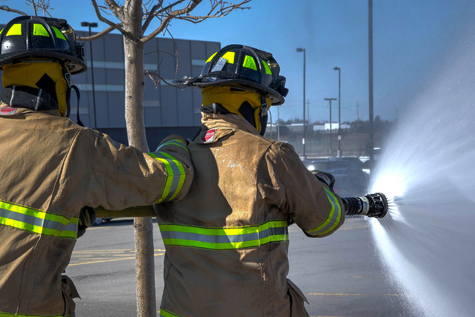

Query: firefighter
[155,44,345,317]
[0,16,193,317]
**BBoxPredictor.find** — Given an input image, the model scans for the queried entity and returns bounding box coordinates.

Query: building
[0,25,220,149]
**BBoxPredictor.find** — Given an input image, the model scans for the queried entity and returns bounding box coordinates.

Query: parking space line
[70,249,166,266]
[307,292,402,296]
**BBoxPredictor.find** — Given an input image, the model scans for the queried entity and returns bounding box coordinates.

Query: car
[302,157,369,197]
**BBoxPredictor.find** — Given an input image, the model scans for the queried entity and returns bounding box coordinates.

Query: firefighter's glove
[313,171,335,191]
[78,206,96,238]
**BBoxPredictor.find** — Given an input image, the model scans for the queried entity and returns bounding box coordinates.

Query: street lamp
[296,48,306,159]
[334,67,341,157]
[324,98,337,155]
[81,21,98,129]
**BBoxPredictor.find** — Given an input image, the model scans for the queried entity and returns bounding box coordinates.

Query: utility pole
[356,102,360,131]
[324,98,337,156]
[334,67,341,157]
[81,22,98,128]
[277,106,280,142]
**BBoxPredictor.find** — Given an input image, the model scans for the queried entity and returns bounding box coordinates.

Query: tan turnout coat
[0,103,193,317]
[155,112,345,317]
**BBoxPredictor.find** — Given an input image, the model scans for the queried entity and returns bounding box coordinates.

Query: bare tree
[0,1,251,315]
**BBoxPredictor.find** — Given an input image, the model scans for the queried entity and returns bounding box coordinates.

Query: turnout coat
[0,102,193,317]
[155,112,345,317]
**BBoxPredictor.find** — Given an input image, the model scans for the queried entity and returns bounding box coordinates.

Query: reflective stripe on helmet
[307,189,342,236]
[206,52,217,63]
[33,24,49,37]
[159,220,289,250]
[52,26,66,41]
[0,200,78,239]
[222,51,235,64]
[147,152,186,203]
[262,60,272,75]
[6,24,22,36]
[243,55,257,70]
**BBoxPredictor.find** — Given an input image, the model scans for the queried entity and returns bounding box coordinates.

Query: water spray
[341,192,388,218]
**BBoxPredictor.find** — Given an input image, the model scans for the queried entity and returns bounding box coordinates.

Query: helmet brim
[192,78,285,105]
[0,51,87,74]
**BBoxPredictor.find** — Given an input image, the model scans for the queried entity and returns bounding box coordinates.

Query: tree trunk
[124,34,157,316]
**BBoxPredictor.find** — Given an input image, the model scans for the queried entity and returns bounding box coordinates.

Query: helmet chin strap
[259,94,268,136]
[60,63,83,127]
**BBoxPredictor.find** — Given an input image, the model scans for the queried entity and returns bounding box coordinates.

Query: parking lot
[69,217,414,317]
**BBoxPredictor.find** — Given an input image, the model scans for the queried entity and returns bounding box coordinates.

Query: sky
[1,0,475,123]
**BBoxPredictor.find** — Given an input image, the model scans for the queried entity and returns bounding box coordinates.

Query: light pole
[296,48,306,159]
[324,98,337,155]
[334,67,341,157]
[81,21,98,128]
[368,0,374,166]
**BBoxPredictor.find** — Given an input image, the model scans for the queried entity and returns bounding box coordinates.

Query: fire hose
[95,192,388,219]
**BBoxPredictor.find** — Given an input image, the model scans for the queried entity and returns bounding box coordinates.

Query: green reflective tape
[307,189,342,236]
[206,52,217,63]
[33,24,49,37]
[148,152,187,203]
[159,220,289,250]
[159,309,181,317]
[0,200,77,239]
[243,55,257,70]
[0,29,3,35]
[6,24,22,36]
[262,60,272,75]
[156,139,188,152]
[52,26,66,40]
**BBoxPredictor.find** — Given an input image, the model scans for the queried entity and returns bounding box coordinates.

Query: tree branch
[91,0,130,39]
[140,0,250,42]
[140,0,200,43]
[0,5,28,16]
[77,23,123,41]
[142,0,163,34]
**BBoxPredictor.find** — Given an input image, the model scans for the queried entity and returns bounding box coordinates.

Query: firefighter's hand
[313,171,335,191]
[78,206,96,238]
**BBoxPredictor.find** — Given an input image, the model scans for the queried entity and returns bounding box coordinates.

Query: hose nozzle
[342,192,388,218]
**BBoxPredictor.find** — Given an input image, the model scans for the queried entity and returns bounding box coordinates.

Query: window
[143,100,160,107]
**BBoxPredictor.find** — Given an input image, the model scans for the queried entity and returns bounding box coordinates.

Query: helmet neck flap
[201,86,271,135]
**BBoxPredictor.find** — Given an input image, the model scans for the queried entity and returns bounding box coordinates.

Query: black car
[302,157,369,197]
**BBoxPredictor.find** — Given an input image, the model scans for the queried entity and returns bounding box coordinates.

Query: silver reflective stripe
[160,226,288,244]
[151,151,181,202]
[0,207,67,231]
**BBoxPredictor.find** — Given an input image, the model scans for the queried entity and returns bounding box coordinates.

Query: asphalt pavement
[69,217,415,317]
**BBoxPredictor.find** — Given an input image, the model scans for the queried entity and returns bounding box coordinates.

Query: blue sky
[1,0,474,123]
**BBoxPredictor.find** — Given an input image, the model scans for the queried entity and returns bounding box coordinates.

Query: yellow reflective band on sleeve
[33,24,49,37]
[0,29,3,35]
[262,60,272,75]
[159,309,181,317]
[243,55,257,71]
[6,24,22,36]
[0,200,77,240]
[0,310,70,317]
[307,189,342,236]
[206,52,217,63]
[222,51,235,64]
[52,26,66,40]
[148,152,187,203]
[156,139,189,152]
[159,220,289,250]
